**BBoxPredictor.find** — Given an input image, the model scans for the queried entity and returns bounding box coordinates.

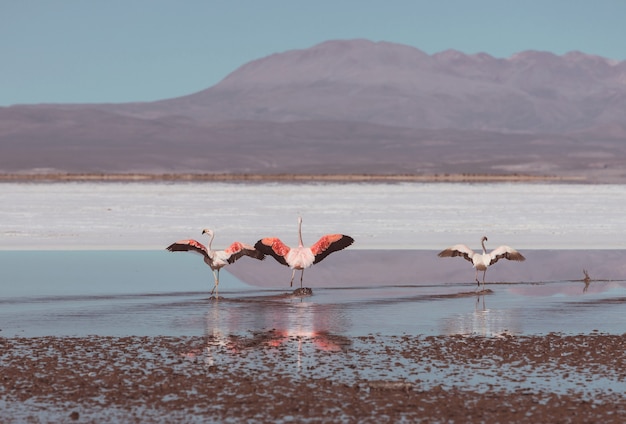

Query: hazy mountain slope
[150,39,626,132]
[1,39,625,180]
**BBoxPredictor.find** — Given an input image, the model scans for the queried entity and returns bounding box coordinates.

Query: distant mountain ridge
[153,39,626,132]
[1,39,625,181]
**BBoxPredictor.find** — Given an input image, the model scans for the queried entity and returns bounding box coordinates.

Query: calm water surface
[1,251,624,338]
[1,182,626,337]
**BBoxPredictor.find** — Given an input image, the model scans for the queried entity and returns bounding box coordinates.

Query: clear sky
[2,0,625,106]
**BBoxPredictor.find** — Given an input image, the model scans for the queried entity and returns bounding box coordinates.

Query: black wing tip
[334,235,354,251]
[513,252,525,260]
[166,243,188,252]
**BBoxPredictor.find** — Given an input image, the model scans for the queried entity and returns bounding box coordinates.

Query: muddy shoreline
[2,334,625,422]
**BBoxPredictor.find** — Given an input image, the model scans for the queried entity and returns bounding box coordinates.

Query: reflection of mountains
[228,250,626,288]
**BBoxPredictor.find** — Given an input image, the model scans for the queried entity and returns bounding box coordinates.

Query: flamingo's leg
[300,269,304,288]
[210,269,219,297]
[290,269,296,287]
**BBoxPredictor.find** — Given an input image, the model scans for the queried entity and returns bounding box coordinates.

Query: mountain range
[1,39,625,181]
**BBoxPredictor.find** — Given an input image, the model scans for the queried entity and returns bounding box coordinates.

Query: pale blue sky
[2,0,625,106]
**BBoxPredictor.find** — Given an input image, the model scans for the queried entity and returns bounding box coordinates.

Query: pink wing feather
[254,238,291,266]
[223,241,265,263]
[311,234,354,264]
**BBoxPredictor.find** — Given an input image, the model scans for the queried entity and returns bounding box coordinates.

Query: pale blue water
[1,181,626,337]
[1,250,625,337]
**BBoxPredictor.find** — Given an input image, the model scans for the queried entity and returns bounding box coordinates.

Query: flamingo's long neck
[207,231,215,252]
[297,217,304,247]
[481,238,487,254]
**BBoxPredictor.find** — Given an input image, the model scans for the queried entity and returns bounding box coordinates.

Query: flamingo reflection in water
[443,294,520,338]
[202,299,351,371]
[252,302,352,372]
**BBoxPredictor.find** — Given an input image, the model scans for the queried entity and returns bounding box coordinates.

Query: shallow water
[2,181,625,337]
[2,255,626,420]
[2,251,625,338]
[2,249,625,420]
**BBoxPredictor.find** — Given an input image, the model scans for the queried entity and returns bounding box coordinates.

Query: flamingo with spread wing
[438,236,525,289]
[255,217,354,288]
[167,228,264,297]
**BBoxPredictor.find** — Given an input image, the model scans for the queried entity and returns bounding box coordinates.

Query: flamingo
[254,216,354,288]
[166,229,264,297]
[438,236,525,289]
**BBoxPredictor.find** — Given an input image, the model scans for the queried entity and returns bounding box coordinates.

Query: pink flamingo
[166,228,264,297]
[254,216,354,288]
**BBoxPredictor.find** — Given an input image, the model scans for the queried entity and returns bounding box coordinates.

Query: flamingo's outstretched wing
[437,244,476,263]
[311,234,354,264]
[489,246,525,265]
[166,239,209,258]
[223,241,265,264]
[254,238,290,266]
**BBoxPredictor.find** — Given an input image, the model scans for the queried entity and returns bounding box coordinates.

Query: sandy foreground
[1,334,625,423]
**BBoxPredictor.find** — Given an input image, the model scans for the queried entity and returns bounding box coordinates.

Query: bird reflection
[443,293,520,337]
[204,299,241,367]
[582,269,591,293]
[201,297,351,370]
[476,291,486,311]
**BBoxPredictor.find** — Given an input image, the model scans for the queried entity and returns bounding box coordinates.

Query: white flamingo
[166,229,264,297]
[438,236,525,289]
[254,217,354,288]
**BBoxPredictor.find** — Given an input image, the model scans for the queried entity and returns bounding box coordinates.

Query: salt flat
[1,181,625,250]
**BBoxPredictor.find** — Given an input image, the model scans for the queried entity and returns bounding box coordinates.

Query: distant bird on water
[254,216,354,288]
[166,229,264,297]
[437,236,525,289]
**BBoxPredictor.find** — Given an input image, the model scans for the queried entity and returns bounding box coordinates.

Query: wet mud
[2,334,625,423]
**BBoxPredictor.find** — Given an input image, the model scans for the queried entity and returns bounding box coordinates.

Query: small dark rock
[292,287,313,297]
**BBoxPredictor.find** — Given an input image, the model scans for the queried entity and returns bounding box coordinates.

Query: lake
[2,181,626,423]
[1,181,625,338]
